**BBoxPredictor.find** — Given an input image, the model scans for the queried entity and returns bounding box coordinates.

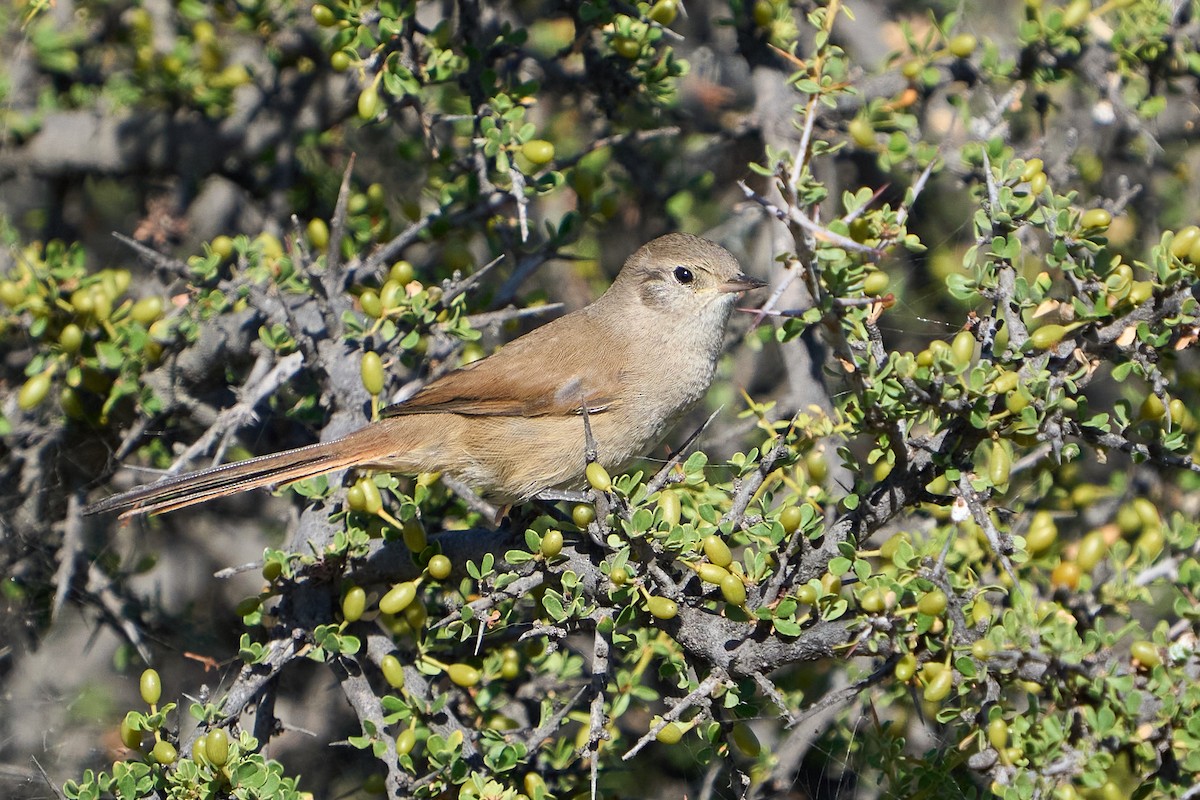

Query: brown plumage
[83,233,763,519]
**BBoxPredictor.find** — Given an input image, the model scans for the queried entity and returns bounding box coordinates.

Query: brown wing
[382,310,621,419]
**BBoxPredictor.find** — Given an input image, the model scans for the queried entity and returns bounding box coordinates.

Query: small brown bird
[84,233,764,518]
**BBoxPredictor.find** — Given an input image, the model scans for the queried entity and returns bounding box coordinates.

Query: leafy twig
[622,672,722,760]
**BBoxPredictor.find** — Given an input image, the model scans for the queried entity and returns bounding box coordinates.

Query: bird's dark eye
[673,266,694,284]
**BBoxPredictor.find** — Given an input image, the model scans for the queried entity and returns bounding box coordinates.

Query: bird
[83,233,764,519]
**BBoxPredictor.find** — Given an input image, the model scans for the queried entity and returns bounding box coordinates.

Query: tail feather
[83,439,371,519]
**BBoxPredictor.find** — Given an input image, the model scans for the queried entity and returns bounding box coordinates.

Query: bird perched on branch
[84,233,764,519]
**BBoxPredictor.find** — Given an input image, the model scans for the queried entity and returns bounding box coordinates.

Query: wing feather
[382,310,621,418]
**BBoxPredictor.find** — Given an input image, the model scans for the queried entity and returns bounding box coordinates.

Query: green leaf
[541,590,566,621]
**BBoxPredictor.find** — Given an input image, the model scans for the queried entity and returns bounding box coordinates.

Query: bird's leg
[578,400,599,464]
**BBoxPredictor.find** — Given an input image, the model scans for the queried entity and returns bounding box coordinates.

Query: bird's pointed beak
[718,273,768,294]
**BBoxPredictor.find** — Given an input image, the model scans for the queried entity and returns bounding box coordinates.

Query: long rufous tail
[83,435,377,519]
